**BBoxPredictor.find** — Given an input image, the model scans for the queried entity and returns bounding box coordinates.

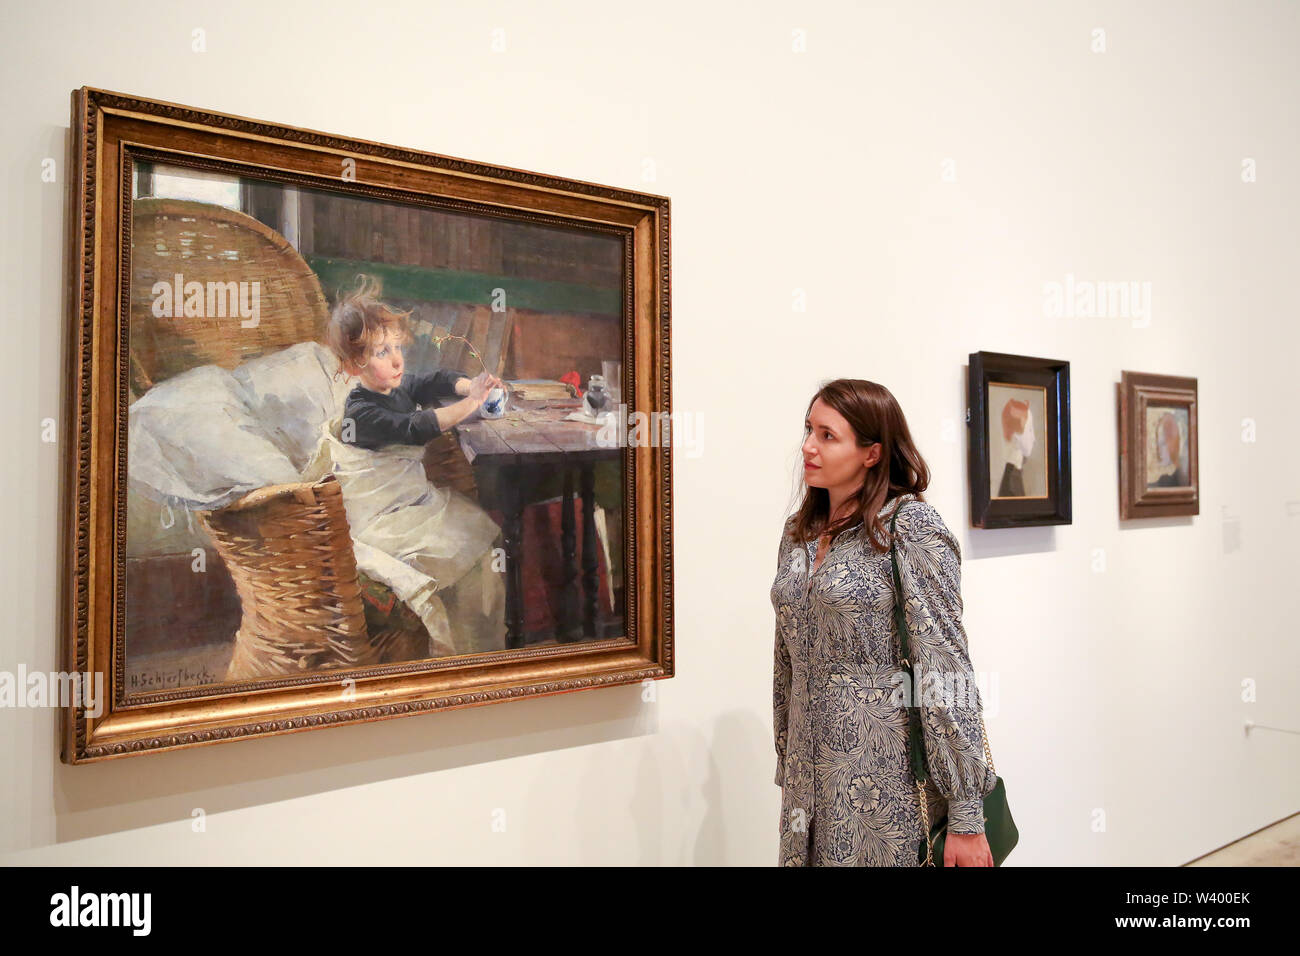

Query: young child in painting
[327,275,503,447]
[322,274,506,659]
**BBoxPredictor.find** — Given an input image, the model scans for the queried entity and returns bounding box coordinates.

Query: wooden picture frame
[1117,371,1199,519]
[62,87,673,763]
[967,351,1072,528]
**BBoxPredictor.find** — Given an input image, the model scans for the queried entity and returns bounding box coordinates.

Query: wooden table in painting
[454,397,620,649]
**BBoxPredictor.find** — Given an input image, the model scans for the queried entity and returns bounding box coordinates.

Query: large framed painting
[1117,370,1199,519]
[62,88,673,762]
[967,351,1072,528]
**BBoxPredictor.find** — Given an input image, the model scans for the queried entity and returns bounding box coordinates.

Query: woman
[771,379,997,866]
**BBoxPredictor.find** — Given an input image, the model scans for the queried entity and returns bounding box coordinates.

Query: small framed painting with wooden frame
[967,351,1072,528]
[1117,371,1199,519]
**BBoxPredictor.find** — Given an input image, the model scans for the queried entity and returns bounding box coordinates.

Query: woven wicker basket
[129,196,328,393]
[196,474,380,680]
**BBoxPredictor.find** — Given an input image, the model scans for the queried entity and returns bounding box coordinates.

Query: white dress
[303,414,506,657]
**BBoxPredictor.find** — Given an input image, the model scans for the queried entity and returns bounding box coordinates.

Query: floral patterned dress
[770,493,997,866]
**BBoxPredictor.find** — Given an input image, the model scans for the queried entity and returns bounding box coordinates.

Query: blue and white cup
[481,386,506,419]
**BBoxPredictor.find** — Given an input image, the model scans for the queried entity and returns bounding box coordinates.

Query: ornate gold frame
[62,87,673,762]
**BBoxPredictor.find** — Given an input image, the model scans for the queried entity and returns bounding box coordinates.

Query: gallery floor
[1186,814,1300,866]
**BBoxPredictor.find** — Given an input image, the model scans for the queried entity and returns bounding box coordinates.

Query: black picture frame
[967,351,1072,528]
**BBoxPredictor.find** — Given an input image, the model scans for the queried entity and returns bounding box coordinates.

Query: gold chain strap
[981,713,996,776]
[917,779,934,866]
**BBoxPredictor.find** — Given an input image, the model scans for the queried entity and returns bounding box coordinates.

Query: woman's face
[1158,414,1180,466]
[353,328,405,394]
[1016,409,1035,459]
[802,397,879,495]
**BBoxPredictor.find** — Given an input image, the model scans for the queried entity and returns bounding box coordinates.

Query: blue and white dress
[771,493,997,866]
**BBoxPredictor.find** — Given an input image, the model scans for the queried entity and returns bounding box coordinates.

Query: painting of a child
[322,275,507,658]
[121,157,630,699]
[329,275,504,448]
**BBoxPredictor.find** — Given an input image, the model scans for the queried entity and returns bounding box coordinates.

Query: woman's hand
[944,831,993,867]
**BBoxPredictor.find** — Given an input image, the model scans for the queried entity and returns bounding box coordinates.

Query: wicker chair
[130,197,473,679]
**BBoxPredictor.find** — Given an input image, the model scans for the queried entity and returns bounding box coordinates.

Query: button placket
[801,537,823,826]
[798,524,859,841]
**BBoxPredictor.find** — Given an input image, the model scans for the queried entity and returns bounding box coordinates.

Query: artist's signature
[128,668,218,689]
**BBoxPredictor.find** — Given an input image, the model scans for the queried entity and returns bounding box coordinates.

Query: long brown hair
[790,379,930,554]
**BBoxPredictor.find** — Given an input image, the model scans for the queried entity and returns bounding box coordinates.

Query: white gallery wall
[2,0,1296,865]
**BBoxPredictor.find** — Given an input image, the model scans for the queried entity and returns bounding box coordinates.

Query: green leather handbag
[888,500,1019,867]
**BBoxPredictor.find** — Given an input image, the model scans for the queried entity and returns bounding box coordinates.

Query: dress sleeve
[344,399,442,449]
[408,368,468,404]
[894,501,996,834]
[773,523,794,786]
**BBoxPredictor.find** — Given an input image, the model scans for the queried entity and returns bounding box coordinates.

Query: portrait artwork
[967,352,1071,528]
[1118,371,1199,519]
[987,382,1048,500]
[1144,405,1191,489]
